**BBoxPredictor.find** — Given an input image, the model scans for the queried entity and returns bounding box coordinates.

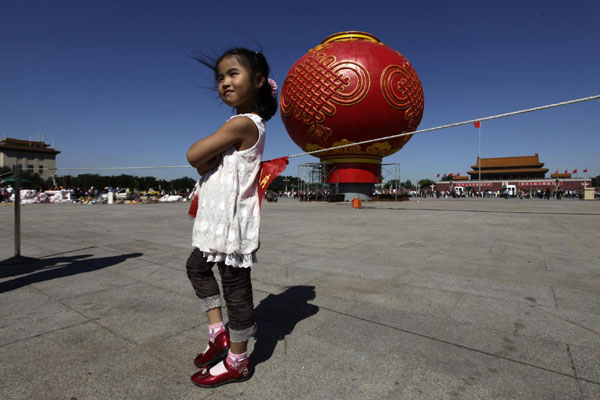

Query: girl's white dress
[192,113,265,268]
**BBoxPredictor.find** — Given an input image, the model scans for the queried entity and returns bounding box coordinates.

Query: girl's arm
[186,117,259,168]
[195,154,222,175]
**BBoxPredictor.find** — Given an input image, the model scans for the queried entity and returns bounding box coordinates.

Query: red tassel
[188,193,199,218]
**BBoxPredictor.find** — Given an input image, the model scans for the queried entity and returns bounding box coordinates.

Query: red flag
[583,169,588,173]
[258,157,289,206]
[188,156,289,217]
[449,173,453,177]
[457,173,460,177]
[573,169,577,174]
[565,169,568,174]
[555,170,558,174]
[473,121,480,128]
[437,174,440,177]
[443,173,446,178]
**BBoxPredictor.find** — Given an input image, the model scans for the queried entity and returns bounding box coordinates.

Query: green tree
[401,179,415,190]
[20,171,47,190]
[268,175,299,192]
[0,168,47,190]
[42,173,212,194]
[112,174,137,189]
[592,175,600,187]
[417,179,435,189]
[384,179,399,190]
[383,179,414,190]
[170,177,196,191]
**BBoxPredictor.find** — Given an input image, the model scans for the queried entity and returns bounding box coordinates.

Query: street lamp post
[14,165,21,257]
[283,177,289,194]
[478,122,481,195]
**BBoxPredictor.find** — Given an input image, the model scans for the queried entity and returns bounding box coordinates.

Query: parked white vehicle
[159,194,183,202]
[115,188,133,200]
[500,185,517,198]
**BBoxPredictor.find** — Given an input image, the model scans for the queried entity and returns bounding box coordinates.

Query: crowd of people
[2,183,595,204]
[0,184,194,204]
[418,188,588,199]
[0,184,14,203]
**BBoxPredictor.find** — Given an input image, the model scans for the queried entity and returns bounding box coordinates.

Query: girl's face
[216,56,263,113]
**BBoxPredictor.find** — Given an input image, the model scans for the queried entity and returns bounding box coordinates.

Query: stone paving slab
[0,197,599,399]
[0,321,211,400]
[0,286,88,347]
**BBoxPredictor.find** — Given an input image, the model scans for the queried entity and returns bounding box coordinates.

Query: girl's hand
[196,154,222,175]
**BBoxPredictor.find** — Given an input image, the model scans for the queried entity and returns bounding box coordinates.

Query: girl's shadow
[250,285,318,367]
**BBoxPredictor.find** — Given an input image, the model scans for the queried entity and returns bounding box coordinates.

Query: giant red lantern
[280,31,424,198]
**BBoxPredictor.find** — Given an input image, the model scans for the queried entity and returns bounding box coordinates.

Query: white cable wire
[288,94,600,158]
[49,94,599,170]
[51,165,190,171]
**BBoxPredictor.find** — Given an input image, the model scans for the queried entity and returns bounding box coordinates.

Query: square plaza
[1,198,599,399]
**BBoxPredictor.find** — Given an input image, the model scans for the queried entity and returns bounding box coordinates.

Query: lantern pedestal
[324,161,381,201]
[335,184,373,201]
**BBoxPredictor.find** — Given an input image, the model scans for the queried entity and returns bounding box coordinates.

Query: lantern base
[333,183,373,201]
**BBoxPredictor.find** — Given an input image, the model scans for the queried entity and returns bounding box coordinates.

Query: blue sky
[2,0,599,182]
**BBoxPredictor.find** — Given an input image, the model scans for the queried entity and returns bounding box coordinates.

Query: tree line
[3,166,598,192]
[380,179,436,190]
[266,176,436,192]
[0,167,196,192]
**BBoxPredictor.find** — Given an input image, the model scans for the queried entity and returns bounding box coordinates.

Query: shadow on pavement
[0,252,144,294]
[250,285,319,367]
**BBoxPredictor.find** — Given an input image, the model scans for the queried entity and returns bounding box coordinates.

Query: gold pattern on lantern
[307,124,333,143]
[380,63,424,129]
[321,31,382,44]
[307,43,332,54]
[366,141,393,156]
[329,139,362,154]
[305,143,325,152]
[280,48,370,145]
[305,139,362,156]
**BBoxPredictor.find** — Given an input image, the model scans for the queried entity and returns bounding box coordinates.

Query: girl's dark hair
[193,48,277,121]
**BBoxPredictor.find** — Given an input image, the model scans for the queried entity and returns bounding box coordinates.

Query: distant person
[185,48,277,388]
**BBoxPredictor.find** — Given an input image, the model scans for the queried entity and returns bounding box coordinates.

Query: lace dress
[191,113,265,268]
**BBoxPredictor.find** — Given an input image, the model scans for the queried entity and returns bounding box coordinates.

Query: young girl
[185,48,277,388]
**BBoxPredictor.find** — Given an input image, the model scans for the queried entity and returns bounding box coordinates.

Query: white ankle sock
[226,350,248,368]
[208,321,225,342]
[209,351,248,376]
[210,360,227,375]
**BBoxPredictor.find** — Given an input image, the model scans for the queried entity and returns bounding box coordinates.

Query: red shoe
[193,331,230,368]
[191,358,252,388]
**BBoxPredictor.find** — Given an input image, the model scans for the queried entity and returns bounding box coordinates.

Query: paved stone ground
[1,198,599,399]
